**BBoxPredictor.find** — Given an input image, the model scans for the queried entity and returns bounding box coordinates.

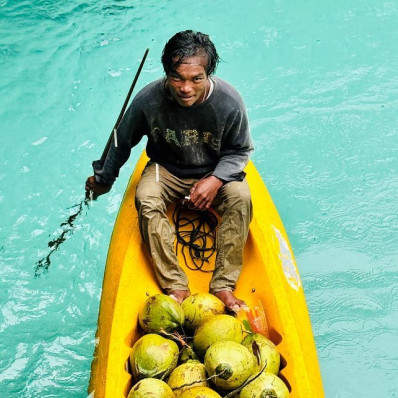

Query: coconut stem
[171,379,207,392]
[159,328,189,348]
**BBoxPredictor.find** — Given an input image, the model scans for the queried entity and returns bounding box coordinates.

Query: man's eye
[194,77,204,82]
[170,76,181,82]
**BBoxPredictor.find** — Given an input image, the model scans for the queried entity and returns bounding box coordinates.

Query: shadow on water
[34,199,89,277]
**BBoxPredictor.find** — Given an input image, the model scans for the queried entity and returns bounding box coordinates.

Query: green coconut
[181,293,225,331]
[128,378,175,398]
[204,340,256,390]
[139,294,185,333]
[241,333,281,374]
[129,334,179,380]
[239,372,289,398]
[178,386,222,398]
[168,361,209,396]
[193,314,243,357]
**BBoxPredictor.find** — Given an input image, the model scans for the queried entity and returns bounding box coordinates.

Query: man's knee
[135,183,165,214]
[222,181,251,207]
[135,198,166,220]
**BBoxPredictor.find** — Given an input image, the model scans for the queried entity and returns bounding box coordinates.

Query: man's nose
[180,80,192,93]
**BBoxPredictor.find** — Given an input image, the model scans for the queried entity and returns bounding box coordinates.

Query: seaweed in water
[34,199,89,277]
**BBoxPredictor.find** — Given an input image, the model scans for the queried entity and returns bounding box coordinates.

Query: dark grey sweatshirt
[92,76,253,185]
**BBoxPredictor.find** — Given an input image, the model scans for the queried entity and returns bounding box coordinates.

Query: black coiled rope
[172,200,218,272]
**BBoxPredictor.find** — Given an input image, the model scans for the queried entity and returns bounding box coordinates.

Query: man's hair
[161,30,219,76]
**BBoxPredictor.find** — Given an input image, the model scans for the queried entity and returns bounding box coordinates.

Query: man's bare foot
[169,289,191,304]
[213,290,245,312]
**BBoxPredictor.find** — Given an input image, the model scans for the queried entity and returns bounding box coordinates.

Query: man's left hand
[189,176,223,210]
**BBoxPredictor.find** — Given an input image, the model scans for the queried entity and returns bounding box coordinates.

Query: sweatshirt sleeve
[91,96,146,185]
[212,104,253,182]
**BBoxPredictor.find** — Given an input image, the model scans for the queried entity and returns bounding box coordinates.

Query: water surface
[1,1,397,397]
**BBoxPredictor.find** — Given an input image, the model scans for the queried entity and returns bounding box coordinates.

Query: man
[85,30,253,311]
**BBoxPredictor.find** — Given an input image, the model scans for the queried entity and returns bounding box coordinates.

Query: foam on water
[1,0,398,396]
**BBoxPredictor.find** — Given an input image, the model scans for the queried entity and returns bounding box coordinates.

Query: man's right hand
[85,176,112,200]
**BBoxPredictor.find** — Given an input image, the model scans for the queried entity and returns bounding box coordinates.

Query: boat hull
[88,153,324,397]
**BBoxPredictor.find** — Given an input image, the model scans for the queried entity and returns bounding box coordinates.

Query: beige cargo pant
[135,162,252,294]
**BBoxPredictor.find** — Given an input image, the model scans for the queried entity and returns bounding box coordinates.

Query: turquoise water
[1,0,397,396]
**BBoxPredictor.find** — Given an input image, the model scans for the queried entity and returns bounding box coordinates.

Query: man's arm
[212,106,253,182]
[85,98,145,199]
[189,104,253,209]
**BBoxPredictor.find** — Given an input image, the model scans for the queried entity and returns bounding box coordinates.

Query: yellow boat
[88,152,325,398]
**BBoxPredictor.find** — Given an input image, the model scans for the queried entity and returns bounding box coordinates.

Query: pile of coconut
[127,293,289,398]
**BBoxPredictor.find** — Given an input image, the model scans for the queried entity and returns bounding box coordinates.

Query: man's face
[166,55,208,107]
